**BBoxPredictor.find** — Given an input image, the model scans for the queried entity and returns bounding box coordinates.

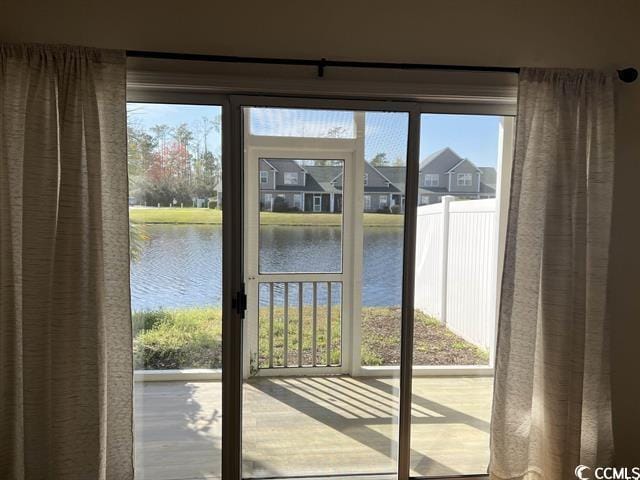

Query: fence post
[440,196,453,325]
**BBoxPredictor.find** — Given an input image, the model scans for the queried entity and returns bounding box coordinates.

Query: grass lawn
[133,306,488,370]
[129,207,403,227]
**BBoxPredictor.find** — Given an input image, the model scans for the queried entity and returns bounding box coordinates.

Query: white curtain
[490,68,615,479]
[0,45,133,479]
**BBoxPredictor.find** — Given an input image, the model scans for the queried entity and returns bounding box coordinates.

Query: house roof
[375,166,405,193]
[259,159,278,171]
[264,158,306,172]
[479,183,496,194]
[419,147,464,172]
[445,158,481,173]
[304,165,343,193]
[479,166,497,187]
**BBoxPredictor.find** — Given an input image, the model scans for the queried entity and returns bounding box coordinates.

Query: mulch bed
[361,307,488,366]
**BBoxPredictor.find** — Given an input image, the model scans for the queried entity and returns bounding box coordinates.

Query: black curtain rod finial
[618,67,638,83]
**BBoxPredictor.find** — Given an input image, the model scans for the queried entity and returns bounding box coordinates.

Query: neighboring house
[478,166,497,199]
[258,159,403,213]
[417,147,496,205]
[256,148,497,213]
[259,158,342,212]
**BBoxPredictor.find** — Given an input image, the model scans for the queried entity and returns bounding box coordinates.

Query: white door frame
[243,130,364,378]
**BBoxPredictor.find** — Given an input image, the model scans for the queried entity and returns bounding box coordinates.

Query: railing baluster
[298,282,303,367]
[312,282,317,366]
[283,282,289,367]
[269,282,274,368]
[327,282,332,366]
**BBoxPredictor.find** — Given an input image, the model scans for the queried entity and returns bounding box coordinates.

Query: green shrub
[208,200,217,209]
[132,309,172,335]
[133,308,222,370]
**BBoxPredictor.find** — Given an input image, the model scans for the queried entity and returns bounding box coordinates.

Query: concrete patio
[134,376,492,479]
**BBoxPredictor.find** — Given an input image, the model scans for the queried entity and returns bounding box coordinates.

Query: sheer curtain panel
[490,68,615,480]
[0,44,132,479]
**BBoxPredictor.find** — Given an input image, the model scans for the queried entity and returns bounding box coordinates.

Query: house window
[293,194,302,210]
[457,173,472,186]
[364,195,371,210]
[364,173,369,186]
[284,172,298,185]
[379,195,388,207]
[260,171,269,184]
[423,174,439,187]
[420,194,430,205]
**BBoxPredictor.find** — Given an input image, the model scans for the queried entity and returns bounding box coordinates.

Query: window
[260,171,269,184]
[420,194,430,205]
[364,195,371,210]
[379,195,388,207]
[364,173,369,186]
[423,174,439,187]
[293,193,302,210]
[457,173,472,186]
[313,194,322,212]
[284,172,298,185]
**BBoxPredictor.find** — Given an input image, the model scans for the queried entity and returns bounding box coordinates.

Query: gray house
[259,158,403,213]
[417,147,496,205]
[256,148,497,213]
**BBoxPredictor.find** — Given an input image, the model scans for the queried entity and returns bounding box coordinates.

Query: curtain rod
[125,50,638,83]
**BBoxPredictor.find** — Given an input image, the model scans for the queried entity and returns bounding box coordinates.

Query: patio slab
[134,376,492,479]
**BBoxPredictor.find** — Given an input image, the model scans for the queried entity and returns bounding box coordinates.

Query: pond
[130,224,404,311]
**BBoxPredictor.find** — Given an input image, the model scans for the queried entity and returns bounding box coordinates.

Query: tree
[150,124,172,176]
[127,117,222,206]
[195,115,218,157]
[325,126,348,138]
[370,152,388,166]
[172,123,194,180]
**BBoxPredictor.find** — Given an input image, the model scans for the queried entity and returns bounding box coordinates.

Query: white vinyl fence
[415,196,498,354]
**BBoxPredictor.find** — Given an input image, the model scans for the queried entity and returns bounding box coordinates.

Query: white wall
[2,0,638,463]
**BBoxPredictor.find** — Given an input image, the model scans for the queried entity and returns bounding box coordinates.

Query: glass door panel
[242,105,408,479]
[409,113,512,477]
[127,103,223,479]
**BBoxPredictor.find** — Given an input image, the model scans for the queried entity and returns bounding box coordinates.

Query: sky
[128,103,502,168]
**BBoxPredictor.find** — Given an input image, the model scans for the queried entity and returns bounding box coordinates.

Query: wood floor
[134,376,493,480]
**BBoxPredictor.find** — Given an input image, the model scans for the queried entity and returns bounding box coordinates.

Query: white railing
[415,196,498,353]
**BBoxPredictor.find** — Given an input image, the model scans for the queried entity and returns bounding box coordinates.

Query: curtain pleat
[490,68,615,480]
[0,44,132,480]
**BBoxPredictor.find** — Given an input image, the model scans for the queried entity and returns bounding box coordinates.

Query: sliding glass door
[127,100,226,479]
[409,113,514,477]
[239,104,409,478]
[126,91,514,480]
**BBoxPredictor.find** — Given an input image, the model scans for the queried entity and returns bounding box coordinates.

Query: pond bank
[129,207,404,227]
[133,306,488,370]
